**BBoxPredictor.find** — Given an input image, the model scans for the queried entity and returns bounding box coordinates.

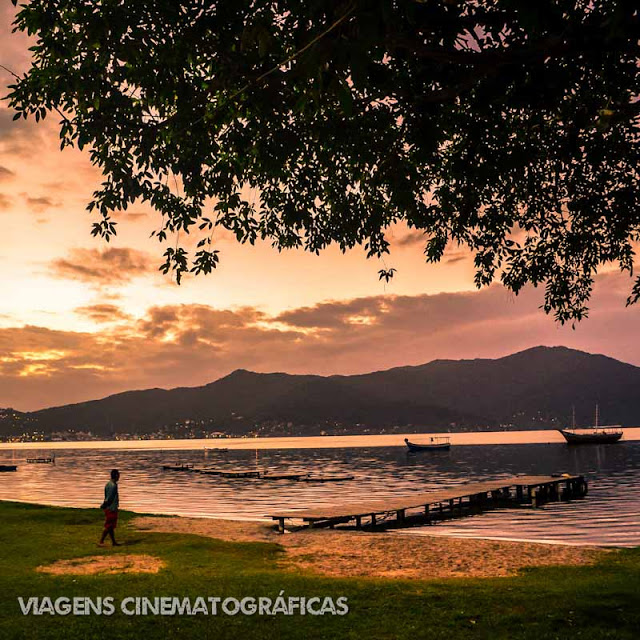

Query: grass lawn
[0,501,638,639]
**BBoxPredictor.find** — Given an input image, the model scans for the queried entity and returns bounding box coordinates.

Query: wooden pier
[261,471,310,480]
[198,468,262,478]
[267,474,587,533]
[161,465,355,482]
[301,474,355,483]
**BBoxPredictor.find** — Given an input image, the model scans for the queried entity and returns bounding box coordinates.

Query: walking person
[99,469,121,546]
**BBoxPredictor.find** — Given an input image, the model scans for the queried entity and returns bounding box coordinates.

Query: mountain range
[2,346,639,437]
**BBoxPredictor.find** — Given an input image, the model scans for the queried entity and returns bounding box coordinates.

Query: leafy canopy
[6,0,639,322]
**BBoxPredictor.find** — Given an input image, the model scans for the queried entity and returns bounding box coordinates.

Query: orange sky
[1,5,640,411]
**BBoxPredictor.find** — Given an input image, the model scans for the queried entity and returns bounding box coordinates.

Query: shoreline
[0,497,623,548]
[2,427,640,451]
[0,499,609,580]
[131,510,609,580]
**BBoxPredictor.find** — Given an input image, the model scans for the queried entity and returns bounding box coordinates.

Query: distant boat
[558,404,623,445]
[26,456,55,464]
[559,428,623,444]
[0,464,17,472]
[404,436,451,452]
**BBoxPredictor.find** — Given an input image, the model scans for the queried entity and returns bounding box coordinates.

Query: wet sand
[132,515,605,580]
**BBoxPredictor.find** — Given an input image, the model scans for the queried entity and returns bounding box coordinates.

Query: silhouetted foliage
[7,0,639,321]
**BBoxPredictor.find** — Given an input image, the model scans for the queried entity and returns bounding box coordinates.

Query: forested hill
[4,346,639,437]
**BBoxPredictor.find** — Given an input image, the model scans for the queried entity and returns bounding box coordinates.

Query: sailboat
[558,405,623,444]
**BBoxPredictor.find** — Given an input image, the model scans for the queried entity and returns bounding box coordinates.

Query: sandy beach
[132,514,605,580]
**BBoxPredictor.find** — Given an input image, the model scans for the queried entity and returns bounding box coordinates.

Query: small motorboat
[0,465,18,472]
[26,457,55,464]
[404,436,451,452]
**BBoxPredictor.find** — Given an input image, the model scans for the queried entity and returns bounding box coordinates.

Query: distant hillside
[7,346,640,436]
[0,408,30,438]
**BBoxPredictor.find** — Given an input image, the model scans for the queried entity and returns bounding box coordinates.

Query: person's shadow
[119,538,144,546]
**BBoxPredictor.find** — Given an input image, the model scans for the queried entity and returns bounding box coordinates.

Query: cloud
[23,194,61,213]
[0,108,23,140]
[2,270,640,411]
[0,107,49,158]
[0,165,15,181]
[396,231,426,247]
[276,298,387,329]
[0,193,12,210]
[135,304,269,342]
[445,250,468,264]
[74,304,132,323]
[49,248,157,285]
[0,3,32,76]
[0,305,296,409]
[394,231,470,265]
[112,211,148,221]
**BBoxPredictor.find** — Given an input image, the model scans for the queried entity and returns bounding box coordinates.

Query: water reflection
[0,442,638,546]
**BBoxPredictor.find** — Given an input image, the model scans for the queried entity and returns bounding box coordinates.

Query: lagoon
[1,430,639,547]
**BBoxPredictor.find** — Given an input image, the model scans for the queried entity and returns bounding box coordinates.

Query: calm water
[1,438,639,547]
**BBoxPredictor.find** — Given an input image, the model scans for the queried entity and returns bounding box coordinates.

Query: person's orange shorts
[103,509,118,530]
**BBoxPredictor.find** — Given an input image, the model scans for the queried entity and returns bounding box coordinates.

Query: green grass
[0,501,639,639]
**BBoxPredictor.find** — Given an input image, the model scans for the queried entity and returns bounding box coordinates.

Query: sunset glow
[1,3,639,412]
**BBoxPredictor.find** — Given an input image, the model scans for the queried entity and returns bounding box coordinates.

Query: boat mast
[595,404,599,429]
[571,405,576,430]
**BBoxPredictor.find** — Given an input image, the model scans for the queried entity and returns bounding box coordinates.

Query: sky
[1,5,639,411]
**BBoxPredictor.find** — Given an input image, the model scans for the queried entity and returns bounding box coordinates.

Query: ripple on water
[0,441,639,546]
